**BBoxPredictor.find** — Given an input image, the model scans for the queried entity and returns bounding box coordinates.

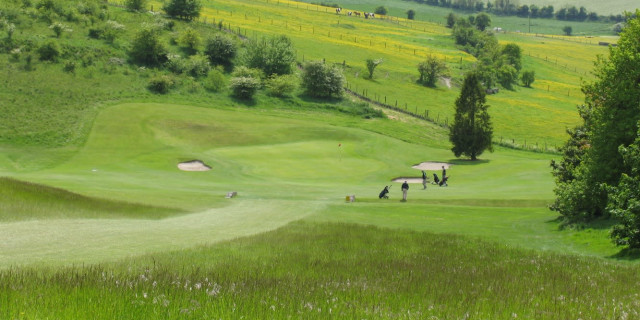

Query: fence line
[344,83,559,154]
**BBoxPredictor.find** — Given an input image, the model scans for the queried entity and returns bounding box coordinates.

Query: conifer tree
[449,73,493,160]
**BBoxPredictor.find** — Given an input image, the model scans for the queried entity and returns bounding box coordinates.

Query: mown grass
[2,222,639,319]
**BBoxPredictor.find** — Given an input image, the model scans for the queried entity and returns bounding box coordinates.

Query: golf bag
[378,185,391,199]
[432,173,440,185]
[439,175,449,187]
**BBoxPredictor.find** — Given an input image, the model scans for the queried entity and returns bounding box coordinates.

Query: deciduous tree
[162,0,202,21]
[417,56,447,87]
[301,61,344,98]
[550,11,640,231]
[244,35,296,76]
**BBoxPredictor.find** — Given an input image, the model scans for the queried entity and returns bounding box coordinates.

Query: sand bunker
[411,161,453,171]
[177,160,211,171]
[390,162,452,183]
[391,177,424,184]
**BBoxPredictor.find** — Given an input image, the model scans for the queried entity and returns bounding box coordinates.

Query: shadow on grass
[297,94,344,104]
[448,158,491,166]
[230,96,258,107]
[609,248,640,261]
[550,216,619,231]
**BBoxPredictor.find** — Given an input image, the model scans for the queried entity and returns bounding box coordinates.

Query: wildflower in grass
[49,22,72,38]
[207,283,221,296]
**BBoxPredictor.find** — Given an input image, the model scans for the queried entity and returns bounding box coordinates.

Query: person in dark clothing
[422,170,428,189]
[401,181,409,201]
[442,166,447,180]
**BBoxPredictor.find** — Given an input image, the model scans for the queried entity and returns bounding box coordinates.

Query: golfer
[401,181,409,201]
[422,170,427,189]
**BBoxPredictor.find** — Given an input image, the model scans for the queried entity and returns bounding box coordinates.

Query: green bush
[406,9,415,20]
[49,22,71,38]
[185,54,210,77]
[63,60,76,73]
[36,40,60,61]
[103,20,125,43]
[162,0,202,21]
[88,27,103,39]
[521,70,535,87]
[300,60,344,98]
[497,64,517,90]
[417,56,447,87]
[165,54,186,74]
[178,27,201,52]
[231,66,263,79]
[265,74,297,97]
[129,27,167,66]
[244,35,295,76]
[374,6,387,15]
[204,67,226,92]
[124,0,147,12]
[148,74,174,94]
[204,34,237,66]
[229,76,260,99]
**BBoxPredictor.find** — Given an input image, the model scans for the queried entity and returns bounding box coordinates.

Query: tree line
[407,0,629,23]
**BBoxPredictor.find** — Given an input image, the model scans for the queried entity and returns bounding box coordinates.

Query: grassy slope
[0,101,624,268]
[0,0,610,150]
[0,177,182,221]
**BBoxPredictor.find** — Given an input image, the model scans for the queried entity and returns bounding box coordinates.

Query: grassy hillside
[1,0,612,152]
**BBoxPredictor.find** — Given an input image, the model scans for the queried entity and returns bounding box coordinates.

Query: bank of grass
[2,222,639,319]
[0,177,182,221]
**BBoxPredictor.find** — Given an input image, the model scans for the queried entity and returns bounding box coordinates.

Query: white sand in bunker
[391,177,424,184]
[411,161,453,171]
[391,162,452,183]
[177,160,211,171]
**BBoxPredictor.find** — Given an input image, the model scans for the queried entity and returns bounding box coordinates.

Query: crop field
[1,0,639,318]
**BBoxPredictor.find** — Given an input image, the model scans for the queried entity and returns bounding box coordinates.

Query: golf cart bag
[379,185,390,199]
[439,175,449,187]
[432,173,440,185]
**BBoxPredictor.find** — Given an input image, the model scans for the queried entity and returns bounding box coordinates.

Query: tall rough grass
[2,222,638,319]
